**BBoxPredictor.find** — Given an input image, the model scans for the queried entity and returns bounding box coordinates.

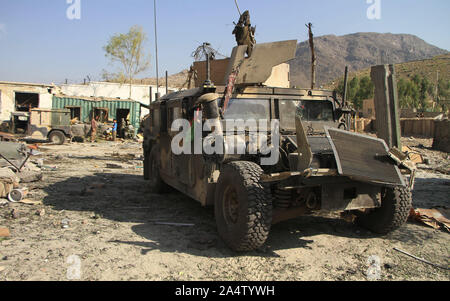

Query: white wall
[0,83,54,122]
[59,82,177,118]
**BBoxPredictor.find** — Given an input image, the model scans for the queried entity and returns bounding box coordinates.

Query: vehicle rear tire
[48,131,66,145]
[215,161,272,251]
[356,186,412,234]
[146,146,169,193]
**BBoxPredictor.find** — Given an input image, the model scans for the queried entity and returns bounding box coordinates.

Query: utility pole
[153,0,160,99]
[307,23,316,90]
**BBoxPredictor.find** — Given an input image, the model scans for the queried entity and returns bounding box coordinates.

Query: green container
[52,95,142,134]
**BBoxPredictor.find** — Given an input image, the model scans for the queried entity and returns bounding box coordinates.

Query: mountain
[289,33,448,88]
[133,69,189,88]
[325,53,450,90]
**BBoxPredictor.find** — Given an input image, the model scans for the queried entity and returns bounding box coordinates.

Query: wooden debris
[0,227,10,238]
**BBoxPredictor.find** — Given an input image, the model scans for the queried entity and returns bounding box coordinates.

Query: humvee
[10,109,72,145]
[143,41,413,251]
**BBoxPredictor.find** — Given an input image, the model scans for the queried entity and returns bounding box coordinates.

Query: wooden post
[307,23,316,90]
[370,64,402,149]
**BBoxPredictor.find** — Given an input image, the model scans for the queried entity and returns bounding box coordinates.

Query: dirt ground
[0,137,449,281]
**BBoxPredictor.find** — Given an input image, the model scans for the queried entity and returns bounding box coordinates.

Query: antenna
[234,0,242,16]
[153,0,160,99]
[306,23,316,90]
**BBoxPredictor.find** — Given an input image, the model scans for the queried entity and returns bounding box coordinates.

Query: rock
[105,163,124,169]
[17,171,43,183]
[10,209,18,219]
[36,209,46,217]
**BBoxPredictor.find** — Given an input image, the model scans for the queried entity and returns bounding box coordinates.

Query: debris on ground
[0,138,448,281]
[16,171,43,183]
[402,146,424,164]
[393,248,450,270]
[105,163,125,169]
[8,187,29,202]
[20,199,43,206]
[153,222,195,227]
[409,207,450,232]
[0,227,10,237]
[0,168,20,198]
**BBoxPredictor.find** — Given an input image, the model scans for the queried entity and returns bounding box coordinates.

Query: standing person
[91,116,98,143]
[112,119,117,141]
[120,118,126,139]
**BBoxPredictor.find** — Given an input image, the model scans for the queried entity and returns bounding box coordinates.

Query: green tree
[335,76,373,110]
[103,25,150,98]
[437,78,450,112]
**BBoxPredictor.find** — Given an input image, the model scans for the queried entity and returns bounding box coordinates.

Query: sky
[0,0,449,84]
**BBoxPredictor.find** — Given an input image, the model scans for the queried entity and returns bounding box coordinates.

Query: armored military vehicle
[143,40,414,251]
[10,109,72,145]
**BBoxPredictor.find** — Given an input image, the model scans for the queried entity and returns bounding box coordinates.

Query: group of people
[90,116,119,143]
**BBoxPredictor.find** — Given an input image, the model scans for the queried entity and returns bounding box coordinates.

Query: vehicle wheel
[48,131,66,145]
[215,161,272,251]
[356,186,412,234]
[146,146,168,193]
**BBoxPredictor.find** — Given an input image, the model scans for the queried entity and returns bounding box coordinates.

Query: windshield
[223,98,270,121]
[279,100,335,129]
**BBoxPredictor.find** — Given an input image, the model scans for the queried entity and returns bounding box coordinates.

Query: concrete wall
[432,120,450,153]
[59,82,177,118]
[0,82,55,122]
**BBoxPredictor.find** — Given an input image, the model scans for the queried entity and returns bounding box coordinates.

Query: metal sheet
[325,127,405,186]
[321,182,381,211]
[226,40,297,85]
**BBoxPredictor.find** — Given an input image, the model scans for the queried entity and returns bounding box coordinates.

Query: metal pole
[154,0,159,98]
[343,66,349,106]
[165,70,168,95]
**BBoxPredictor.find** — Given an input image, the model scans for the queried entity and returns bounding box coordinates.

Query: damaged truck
[143,39,414,251]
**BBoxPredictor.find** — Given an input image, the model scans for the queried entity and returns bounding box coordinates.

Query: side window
[66,106,81,121]
[167,102,182,133]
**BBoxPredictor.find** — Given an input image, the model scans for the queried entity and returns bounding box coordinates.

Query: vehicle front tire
[48,131,66,145]
[215,161,272,251]
[356,186,412,234]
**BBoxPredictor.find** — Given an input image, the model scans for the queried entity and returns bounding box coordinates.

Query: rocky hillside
[290,32,448,88]
[326,53,450,90]
[134,69,189,88]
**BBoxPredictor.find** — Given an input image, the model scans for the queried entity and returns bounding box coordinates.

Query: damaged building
[0,81,57,131]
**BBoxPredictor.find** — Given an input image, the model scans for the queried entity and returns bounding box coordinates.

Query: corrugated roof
[54,94,139,103]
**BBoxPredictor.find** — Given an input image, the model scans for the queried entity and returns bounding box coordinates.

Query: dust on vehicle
[143,14,414,252]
